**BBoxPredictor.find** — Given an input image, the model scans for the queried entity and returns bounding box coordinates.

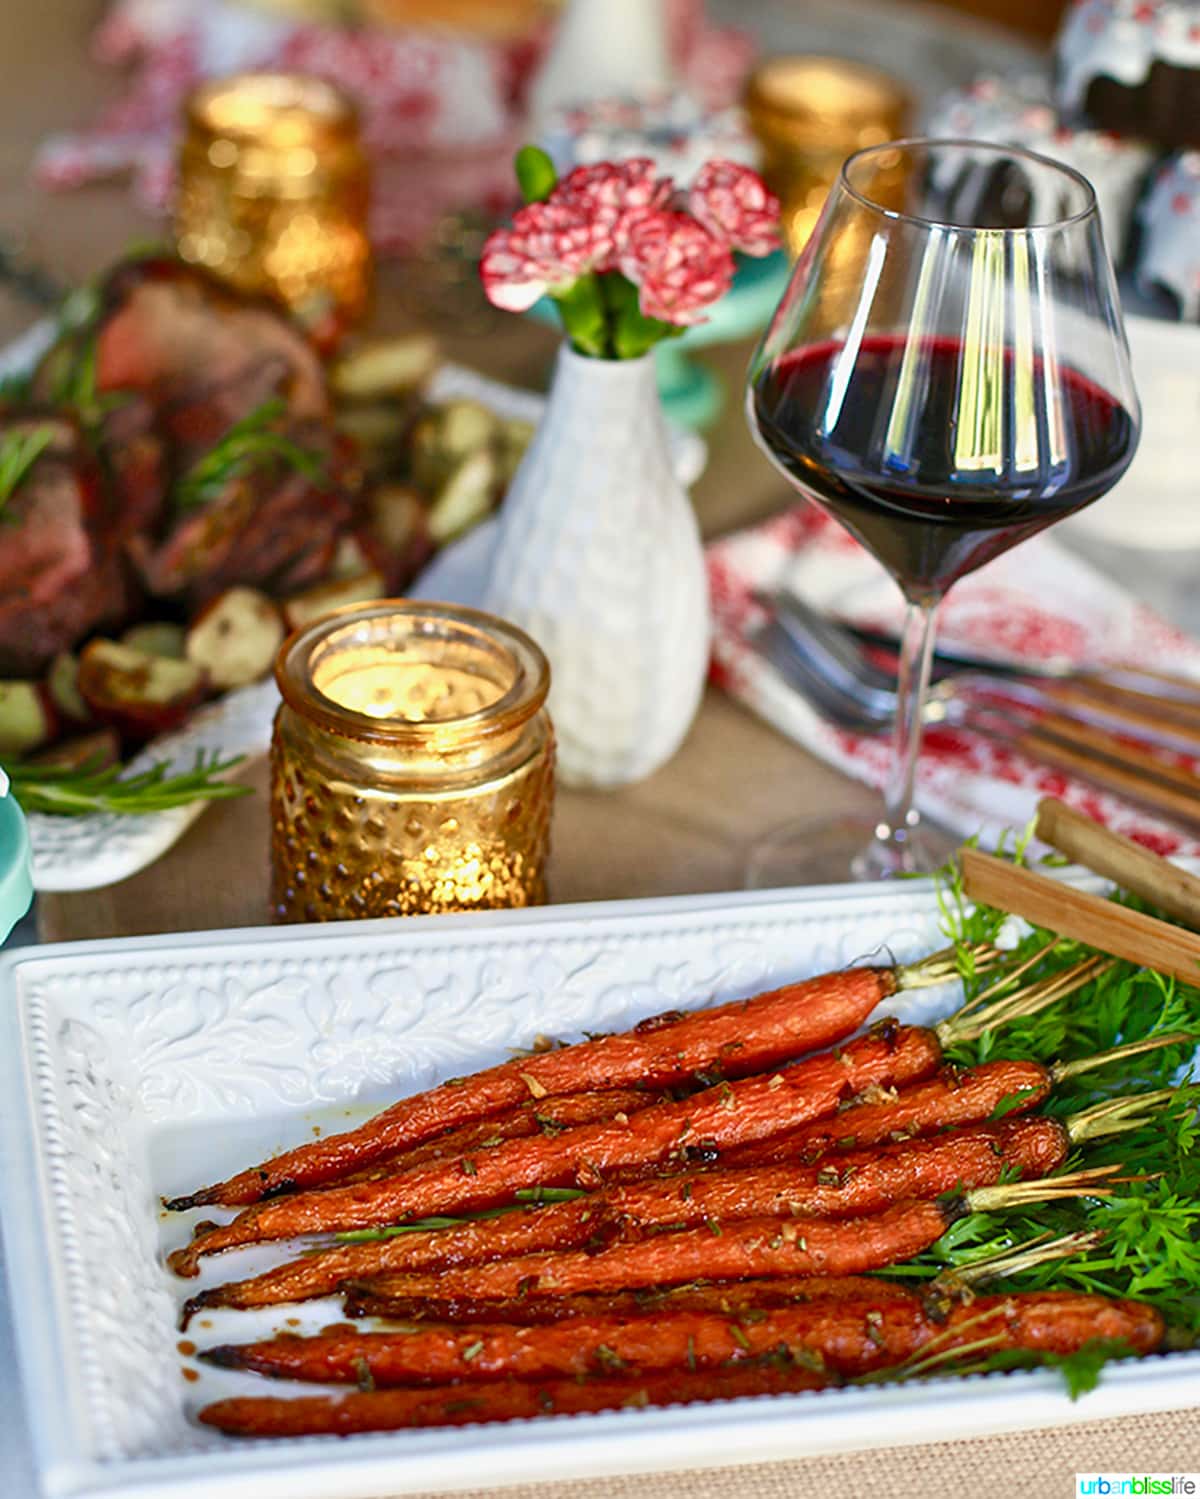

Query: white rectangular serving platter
[1,877,1198,1499]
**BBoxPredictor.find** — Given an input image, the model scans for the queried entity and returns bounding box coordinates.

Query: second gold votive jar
[271,602,555,922]
[176,71,371,345]
[744,56,911,257]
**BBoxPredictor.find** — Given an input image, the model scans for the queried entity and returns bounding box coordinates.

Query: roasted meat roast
[1,255,364,676]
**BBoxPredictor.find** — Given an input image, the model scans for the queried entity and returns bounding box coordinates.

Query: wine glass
[745,138,1140,886]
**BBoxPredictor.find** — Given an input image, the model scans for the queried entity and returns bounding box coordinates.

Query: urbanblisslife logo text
[1076,1478,1198,1496]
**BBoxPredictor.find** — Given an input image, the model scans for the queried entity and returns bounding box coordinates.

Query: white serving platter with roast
[0,876,1196,1499]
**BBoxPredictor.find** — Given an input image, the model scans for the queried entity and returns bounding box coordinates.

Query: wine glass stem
[879,595,943,870]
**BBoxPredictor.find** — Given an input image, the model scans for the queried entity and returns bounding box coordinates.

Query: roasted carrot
[168,1021,942,1275]
[199,1289,1162,1387]
[341,1231,1106,1326]
[169,949,973,1209]
[301,1173,1116,1303]
[197,1364,835,1438]
[180,1111,1067,1321]
[731,1038,1187,1164]
[328,1088,662,1188]
[730,1060,1052,1164]
[340,1275,918,1325]
[180,1197,613,1327]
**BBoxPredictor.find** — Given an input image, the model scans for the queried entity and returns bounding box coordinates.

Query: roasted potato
[77,639,206,740]
[282,570,387,633]
[0,681,57,757]
[185,588,285,690]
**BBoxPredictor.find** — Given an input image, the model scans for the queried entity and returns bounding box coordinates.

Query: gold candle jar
[271,602,555,922]
[744,56,911,257]
[176,71,371,345]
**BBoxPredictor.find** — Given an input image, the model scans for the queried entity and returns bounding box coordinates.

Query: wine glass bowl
[745,138,1140,886]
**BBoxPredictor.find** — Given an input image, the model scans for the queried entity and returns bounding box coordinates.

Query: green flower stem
[601,273,684,360]
[551,273,611,358]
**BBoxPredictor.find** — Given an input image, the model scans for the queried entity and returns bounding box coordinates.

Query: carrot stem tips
[895,943,1001,993]
[1066,1089,1184,1144]
[962,1164,1122,1218]
[1052,1033,1198,1083]
[932,1231,1107,1294]
[940,955,1112,1046]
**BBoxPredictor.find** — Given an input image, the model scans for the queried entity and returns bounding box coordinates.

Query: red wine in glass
[745,139,1141,885]
[751,333,1139,601]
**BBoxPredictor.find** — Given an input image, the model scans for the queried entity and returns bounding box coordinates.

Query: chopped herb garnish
[515,1186,586,1204]
[325,1185,585,1243]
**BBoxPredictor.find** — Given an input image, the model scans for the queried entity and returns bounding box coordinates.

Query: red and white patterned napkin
[34,0,753,252]
[706,504,1200,857]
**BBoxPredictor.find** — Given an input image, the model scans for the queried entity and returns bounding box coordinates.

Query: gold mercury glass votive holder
[271,601,555,922]
[744,56,912,257]
[175,71,371,345]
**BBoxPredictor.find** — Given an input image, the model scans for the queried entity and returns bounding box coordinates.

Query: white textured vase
[484,345,710,789]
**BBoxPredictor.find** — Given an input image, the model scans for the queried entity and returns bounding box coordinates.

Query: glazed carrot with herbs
[305,1172,1118,1304]
[181,1104,1111,1323]
[339,1230,1105,1325]
[199,1288,1162,1387]
[168,948,976,1209]
[730,1034,1187,1165]
[198,1364,835,1439]
[728,1061,1053,1164]
[327,1087,665,1188]
[168,1020,943,1275]
[339,1275,921,1325]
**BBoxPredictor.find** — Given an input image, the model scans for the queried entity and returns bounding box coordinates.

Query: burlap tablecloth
[5,2,1198,1492]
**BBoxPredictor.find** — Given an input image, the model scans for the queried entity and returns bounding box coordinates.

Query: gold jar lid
[744,55,911,155]
[183,72,365,199]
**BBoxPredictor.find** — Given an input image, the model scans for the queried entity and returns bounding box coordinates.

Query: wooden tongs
[960,798,1200,985]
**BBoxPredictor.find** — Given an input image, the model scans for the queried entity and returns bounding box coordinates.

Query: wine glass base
[744,813,960,889]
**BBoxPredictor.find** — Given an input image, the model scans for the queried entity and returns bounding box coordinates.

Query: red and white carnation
[618,209,736,325]
[553,157,674,263]
[688,159,781,257]
[480,201,613,312]
[479,152,778,344]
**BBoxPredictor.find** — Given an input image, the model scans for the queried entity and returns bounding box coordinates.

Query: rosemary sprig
[173,398,326,512]
[0,424,57,510]
[6,751,250,816]
[46,329,130,431]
